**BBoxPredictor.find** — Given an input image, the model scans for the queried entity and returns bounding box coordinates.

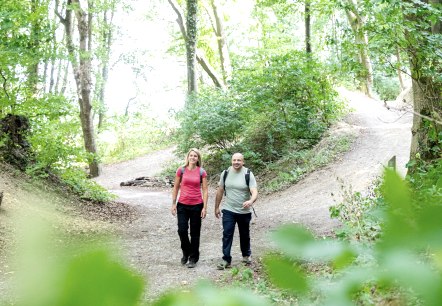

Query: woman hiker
[171,148,208,268]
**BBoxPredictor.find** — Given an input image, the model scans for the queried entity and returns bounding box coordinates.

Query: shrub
[231,51,344,164]
[373,74,401,101]
[175,88,243,154]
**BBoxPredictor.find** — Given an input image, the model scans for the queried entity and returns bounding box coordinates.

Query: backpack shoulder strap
[199,167,204,184]
[179,166,185,182]
[245,169,250,187]
[222,168,229,195]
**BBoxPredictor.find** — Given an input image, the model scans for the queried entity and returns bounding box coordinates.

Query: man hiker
[214,152,258,270]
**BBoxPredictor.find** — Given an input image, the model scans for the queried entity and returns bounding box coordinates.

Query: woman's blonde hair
[184,148,202,167]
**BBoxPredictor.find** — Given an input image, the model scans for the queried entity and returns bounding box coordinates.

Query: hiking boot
[217,260,231,270]
[181,256,188,265]
[187,261,196,268]
[242,256,252,265]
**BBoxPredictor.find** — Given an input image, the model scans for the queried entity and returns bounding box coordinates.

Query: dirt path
[93,89,412,300]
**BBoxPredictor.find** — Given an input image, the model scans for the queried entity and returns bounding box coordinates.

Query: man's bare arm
[214,186,224,219]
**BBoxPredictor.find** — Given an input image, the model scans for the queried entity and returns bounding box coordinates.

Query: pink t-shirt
[176,166,207,205]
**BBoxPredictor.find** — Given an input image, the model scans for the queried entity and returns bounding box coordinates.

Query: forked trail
[94,89,412,300]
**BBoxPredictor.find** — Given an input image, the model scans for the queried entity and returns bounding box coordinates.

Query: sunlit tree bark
[210,0,231,84]
[168,0,224,89]
[56,0,100,177]
[305,0,311,54]
[27,0,46,96]
[186,0,198,94]
[344,0,374,98]
[95,1,116,131]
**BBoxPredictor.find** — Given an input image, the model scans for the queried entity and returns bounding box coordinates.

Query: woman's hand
[201,208,207,219]
[171,204,177,216]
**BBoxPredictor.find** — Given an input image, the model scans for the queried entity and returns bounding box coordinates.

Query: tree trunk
[210,0,231,85]
[168,0,224,89]
[196,52,224,88]
[59,60,69,95]
[27,0,42,96]
[48,16,58,94]
[96,7,115,131]
[405,0,442,167]
[305,0,311,54]
[344,1,374,98]
[395,47,406,90]
[57,0,101,177]
[186,0,198,94]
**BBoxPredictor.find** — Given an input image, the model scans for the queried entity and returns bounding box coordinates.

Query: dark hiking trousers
[177,203,203,263]
[221,209,252,264]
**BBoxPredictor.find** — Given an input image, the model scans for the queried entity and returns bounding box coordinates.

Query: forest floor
[0,88,412,303]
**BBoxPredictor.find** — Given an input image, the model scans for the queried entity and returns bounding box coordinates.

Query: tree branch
[0,69,10,100]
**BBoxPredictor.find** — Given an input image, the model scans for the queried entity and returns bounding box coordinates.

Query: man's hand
[215,208,221,219]
[242,200,253,209]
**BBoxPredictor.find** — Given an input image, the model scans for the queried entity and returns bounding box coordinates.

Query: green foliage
[373,74,401,101]
[59,168,115,203]
[264,255,308,295]
[17,95,114,203]
[407,158,442,205]
[176,51,344,176]
[175,88,243,154]
[265,169,442,305]
[16,248,144,306]
[153,281,270,306]
[232,51,344,165]
[55,251,144,306]
[262,132,354,194]
[0,0,53,114]
[329,180,384,242]
[5,169,442,306]
[26,96,83,171]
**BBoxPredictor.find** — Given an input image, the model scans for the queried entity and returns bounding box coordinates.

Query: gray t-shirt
[219,166,257,214]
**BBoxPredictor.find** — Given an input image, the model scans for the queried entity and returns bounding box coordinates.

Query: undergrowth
[260,130,356,194]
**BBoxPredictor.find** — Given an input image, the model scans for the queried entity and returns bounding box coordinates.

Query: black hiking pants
[177,203,203,263]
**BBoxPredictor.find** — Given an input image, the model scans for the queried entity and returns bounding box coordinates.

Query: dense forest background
[0,0,441,305]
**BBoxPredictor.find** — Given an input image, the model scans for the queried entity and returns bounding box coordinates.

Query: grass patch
[260,128,357,194]
[215,261,299,305]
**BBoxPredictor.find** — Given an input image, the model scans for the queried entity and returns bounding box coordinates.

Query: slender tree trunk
[168,0,224,89]
[48,56,56,93]
[305,0,312,54]
[59,60,69,95]
[344,1,374,98]
[48,15,59,94]
[96,7,115,131]
[186,0,198,94]
[210,0,231,85]
[395,47,406,90]
[196,52,223,88]
[57,0,101,177]
[53,32,67,94]
[27,0,42,96]
[42,59,49,92]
